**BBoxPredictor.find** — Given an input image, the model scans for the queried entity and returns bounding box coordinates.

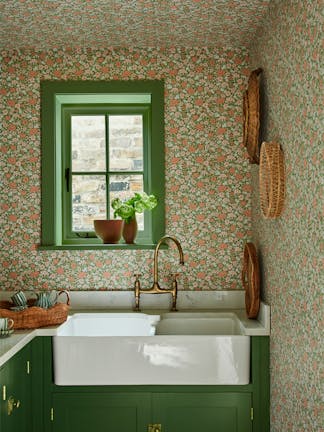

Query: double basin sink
[53,312,250,386]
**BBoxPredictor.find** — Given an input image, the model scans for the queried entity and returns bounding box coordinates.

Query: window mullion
[71,171,107,176]
[107,170,144,176]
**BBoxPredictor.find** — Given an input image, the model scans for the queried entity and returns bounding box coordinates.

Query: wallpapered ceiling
[0,0,270,50]
[250,0,322,431]
[0,46,251,292]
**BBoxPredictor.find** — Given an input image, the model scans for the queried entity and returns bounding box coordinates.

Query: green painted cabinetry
[51,393,151,432]
[41,336,268,432]
[0,336,269,432]
[0,344,32,432]
[152,393,252,432]
[49,391,252,432]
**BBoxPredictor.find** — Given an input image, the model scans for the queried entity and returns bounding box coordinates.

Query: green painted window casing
[40,80,165,249]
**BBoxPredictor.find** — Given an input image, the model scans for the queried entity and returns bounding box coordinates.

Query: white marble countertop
[0,327,54,367]
[0,291,270,368]
[0,305,270,368]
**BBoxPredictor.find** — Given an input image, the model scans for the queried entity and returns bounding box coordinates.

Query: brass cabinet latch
[2,385,6,401]
[148,424,162,432]
[7,396,21,416]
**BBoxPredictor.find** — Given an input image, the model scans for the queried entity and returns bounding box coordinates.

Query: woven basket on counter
[0,290,70,329]
[259,141,285,218]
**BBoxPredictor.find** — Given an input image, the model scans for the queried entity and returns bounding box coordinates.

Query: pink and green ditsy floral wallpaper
[249,0,322,430]
[0,47,252,292]
[0,0,270,51]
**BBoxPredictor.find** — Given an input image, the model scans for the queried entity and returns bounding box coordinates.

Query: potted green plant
[111,192,157,243]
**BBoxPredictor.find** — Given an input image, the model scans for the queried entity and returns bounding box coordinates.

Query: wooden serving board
[243,68,262,164]
[241,242,260,318]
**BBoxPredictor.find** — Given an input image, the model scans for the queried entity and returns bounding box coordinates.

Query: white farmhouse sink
[56,313,159,336]
[53,312,250,386]
[156,312,243,335]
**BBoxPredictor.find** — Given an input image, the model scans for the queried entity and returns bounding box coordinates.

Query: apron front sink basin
[53,312,250,386]
[156,312,244,335]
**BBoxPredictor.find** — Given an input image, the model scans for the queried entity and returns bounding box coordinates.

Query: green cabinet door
[52,392,151,432]
[0,344,32,432]
[152,393,252,432]
[0,363,6,428]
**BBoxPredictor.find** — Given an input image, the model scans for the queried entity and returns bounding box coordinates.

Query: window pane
[109,115,143,171]
[109,174,144,230]
[71,116,106,172]
[72,175,106,232]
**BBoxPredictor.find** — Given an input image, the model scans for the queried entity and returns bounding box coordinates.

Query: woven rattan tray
[0,290,70,329]
[243,68,262,164]
[259,142,285,218]
[242,242,260,319]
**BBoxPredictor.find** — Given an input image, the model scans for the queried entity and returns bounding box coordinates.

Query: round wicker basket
[243,68,262,164]
[259,142,285,218]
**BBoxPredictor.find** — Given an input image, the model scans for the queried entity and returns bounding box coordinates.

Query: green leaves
[111,192,157,224]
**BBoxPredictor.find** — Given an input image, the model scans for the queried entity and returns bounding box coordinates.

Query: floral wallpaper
[0,0,270,50]
[249,0,323,430]
[0,47,252,292]
[0,1,322,430]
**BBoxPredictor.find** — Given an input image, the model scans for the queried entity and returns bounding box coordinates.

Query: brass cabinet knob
[148,424,161,432]
[7,396,21,416]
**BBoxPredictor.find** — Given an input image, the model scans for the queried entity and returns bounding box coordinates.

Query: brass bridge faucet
[134,235,184,311]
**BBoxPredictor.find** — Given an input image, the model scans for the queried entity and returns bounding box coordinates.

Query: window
[41,81,164,248]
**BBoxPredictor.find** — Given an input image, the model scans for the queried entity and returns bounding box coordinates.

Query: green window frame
[40,81,165,249]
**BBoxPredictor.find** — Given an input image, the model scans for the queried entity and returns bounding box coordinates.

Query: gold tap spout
[151,235,184,292]
[133,235,184,311]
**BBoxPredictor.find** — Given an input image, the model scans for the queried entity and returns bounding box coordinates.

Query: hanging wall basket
[241,242,260,319]
[243,68,262,164]
[259,142,285,218]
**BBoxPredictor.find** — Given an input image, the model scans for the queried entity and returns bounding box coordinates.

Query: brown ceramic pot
[93,220,124,244]
[122,217,138,244]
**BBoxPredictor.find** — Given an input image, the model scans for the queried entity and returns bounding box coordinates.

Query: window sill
[37,243,164,251]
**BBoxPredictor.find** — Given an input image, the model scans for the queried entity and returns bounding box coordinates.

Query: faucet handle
[170,272,180,281]
[170,273,180,291]
[170,273,179,312]
[134,273,142,288]
[133,274,142,312]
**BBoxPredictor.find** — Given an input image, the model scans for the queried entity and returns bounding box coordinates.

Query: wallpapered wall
[0,47,252,292]
[249,0,322,431]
